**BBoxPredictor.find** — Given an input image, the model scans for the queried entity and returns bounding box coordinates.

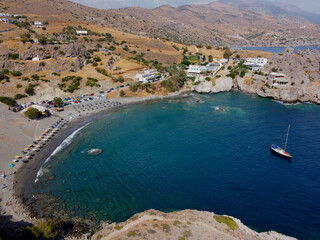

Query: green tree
[93,56,101,62]
[26,219,62,239]
[208,55,213,62]
[54,97,63,107]
[24,107,41,119]
[223,48,232,59]
[0,96,15,106]
[9,53,19,60]
[25,84,35,96]
[119,90,125,97]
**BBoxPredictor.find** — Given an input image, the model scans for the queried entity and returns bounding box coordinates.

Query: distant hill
[109,1,320,46]
[0,0,319,46]
[220,0,320,25]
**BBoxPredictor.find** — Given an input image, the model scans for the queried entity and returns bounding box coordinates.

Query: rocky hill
[191,48,320,104]
[0,0,319,46]
[92,209,296,240]
[221,0,320,25]
[109,2,320,46]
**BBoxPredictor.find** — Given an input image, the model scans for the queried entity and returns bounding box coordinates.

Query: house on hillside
[187,64,218,74]
[244,58,268,70]
[34,21,44,28]
[269,72,289,86]
[76,30,88,36]
[0,13,12,17]
[136,70,161,83]
[0,18,18,23]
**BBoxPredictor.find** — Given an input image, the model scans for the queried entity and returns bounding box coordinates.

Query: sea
[232,46,320,53]
[30,92,320,240]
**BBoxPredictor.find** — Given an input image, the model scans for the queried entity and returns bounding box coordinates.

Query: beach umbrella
[15,156,22,159]
[36,138,40,141]
[24,147,29,150]
[13,159,19,163]
[9,164,15,167]
[28,144,33,147]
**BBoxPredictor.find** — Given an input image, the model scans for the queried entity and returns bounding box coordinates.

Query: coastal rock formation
[190,77,233,93]
[92,209,296,240]
[19,42,90,61]
[194,48,320,104]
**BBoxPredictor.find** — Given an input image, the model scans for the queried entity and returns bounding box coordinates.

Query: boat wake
[35,123,89,182]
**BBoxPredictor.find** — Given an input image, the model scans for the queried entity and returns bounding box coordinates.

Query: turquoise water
[233,46,320,53]
[31,92,320,239]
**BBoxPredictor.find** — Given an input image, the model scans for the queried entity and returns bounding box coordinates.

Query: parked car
[74,101,78,103]
[99,91,104,94]
[110,88,114,91]
[90,93,94,96]
[120,85,124,88]
[107,90,111,93]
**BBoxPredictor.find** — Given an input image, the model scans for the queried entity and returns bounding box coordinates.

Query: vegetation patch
[0,96,15,106]
[25,218,62,239]
[161,69,187,92]
[114,225,123,230]
[127,230,136,237]
[86,77,100,87]
[161,223,171,233]
[25,84,35,96]
[213,215,238,230]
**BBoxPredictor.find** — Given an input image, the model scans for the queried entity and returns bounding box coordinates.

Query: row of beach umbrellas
[10,118,68,166]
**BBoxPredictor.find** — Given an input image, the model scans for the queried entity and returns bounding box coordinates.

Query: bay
[31,92,320,240]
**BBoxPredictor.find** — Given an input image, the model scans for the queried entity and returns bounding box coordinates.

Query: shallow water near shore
[31,92,320,239]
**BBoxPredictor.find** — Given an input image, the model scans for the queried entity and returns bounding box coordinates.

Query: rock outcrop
[190,77,233,93]
[193,48,320,104]
[92,209,296,240]
[19,42,90,61]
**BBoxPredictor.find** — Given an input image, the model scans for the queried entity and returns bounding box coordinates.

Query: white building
[220,58,228,64]
[244,58,268,70]
[187,64,218,74]
[34,21,44,28]
[136,70,161,83]
[76,30,88,35]
[269,73,288,85]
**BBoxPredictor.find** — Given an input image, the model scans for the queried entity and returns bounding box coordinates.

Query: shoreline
[12,90,191,223]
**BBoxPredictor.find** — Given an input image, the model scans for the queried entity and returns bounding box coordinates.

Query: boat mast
[284,124,290,151]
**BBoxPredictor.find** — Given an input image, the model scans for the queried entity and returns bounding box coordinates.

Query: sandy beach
[0,90,190,234]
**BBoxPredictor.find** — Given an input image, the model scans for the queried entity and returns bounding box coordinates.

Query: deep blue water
[31,92,320,240]
[232,46,320,53]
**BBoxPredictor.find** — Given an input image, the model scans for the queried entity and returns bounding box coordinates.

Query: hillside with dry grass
[0,0,319,47]
[0,0,273,102]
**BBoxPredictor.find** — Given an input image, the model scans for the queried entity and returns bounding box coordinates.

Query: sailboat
[271,124,293,159]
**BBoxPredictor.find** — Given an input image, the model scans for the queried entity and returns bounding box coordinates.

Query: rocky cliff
[92,209,296,240]
[0,43,91,73]
[193,48,320,104]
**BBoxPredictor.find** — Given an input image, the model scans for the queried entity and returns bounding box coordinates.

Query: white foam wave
[271,100,301,106]
[35,123,89,182]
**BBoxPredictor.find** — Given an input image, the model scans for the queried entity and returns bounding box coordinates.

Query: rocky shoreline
[190,48,320,105]
[4,79,318,238]
[1,91,191,238]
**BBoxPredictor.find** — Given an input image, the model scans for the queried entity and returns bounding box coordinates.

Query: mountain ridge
[0,0,319,46]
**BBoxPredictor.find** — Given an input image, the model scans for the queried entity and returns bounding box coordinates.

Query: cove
[30,92,320,240]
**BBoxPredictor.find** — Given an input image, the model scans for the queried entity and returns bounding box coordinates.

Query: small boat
[271,125,292,159]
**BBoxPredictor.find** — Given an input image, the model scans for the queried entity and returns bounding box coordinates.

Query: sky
[71,0,320,14]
